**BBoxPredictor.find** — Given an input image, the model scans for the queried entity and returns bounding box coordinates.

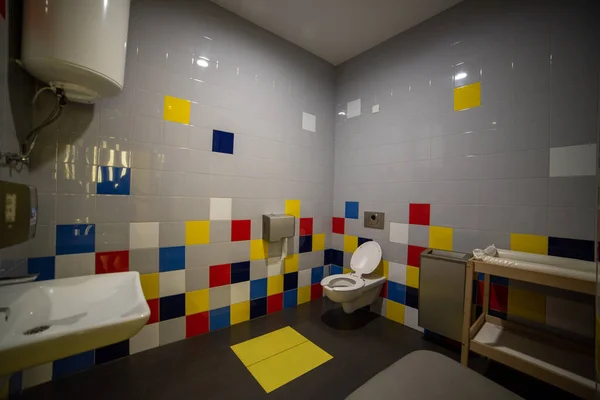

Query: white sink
[0,271,149,376]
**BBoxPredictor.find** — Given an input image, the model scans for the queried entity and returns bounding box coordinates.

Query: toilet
[321,241,386,314]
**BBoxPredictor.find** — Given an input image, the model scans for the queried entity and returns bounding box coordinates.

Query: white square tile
[267,257,282,276]
[404,306,424,332]
[298,269,311,287]
[159,270,185,297]
[389,223,409,244]
[302,112,316,132]
[347,98,361,119]
[130,222,159,249]
[22,363,53,390]
[230,281,250,304]
[549,144,596,177]
[210,197,232,220]
[55,253,95,278]
[129,324,159,354]
[388,262,406,285]
[546,296,593,338]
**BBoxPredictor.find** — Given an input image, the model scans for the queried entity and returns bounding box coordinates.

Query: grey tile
[230,241,250,263]
[250,259,268,280]
[160,197,209,221]
[130,196,161,222]
[250,218,262,240]
[184,172,210,198]
[331,233,344,251]
[100,108,133,140]
[131,169,161,196]
[185,242,243,267]
[27,225,56,258]
[408,225,429,247]
[56,194,96,224]
[185,265,209,291]
[96,223,130,252]
[344,218,362,236]
[159,222,186,247]
[159,171,187,197]
[37,193,56,225]
[299,251,323,271]
[381,242,407,264]
[478,179,513,206]
[478,206,512,232]
[188,126,212,151]
[56,163,97,194]
[509,207,548,236]
[513,178,549,207]
[95,195,131,223]
[549,177,596,208]
[98,138,131,167]
[210,221,231,243]
[548,207,595,240]
[343,251,352,268]
[131,141,163,170]
[134,90,163,120]
[130,248,159,274]
[158,317,185,346]
[430,204,480,230]
[209,286,231,310]
[453,229,510,254]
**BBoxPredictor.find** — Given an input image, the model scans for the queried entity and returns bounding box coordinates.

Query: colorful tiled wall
[333,1,598,336]
[0,0,335,394]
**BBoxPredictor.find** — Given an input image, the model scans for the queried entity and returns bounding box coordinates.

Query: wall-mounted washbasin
[0,271,149,376]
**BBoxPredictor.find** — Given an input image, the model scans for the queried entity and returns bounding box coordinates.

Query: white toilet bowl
[321,241,385,314]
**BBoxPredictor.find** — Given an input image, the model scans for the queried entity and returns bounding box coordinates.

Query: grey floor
[17,299,579,400]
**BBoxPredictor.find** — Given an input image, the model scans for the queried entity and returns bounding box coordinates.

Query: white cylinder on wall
[21,0,131,103]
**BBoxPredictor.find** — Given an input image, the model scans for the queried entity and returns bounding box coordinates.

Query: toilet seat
[321,241,383,291]
[321,274,364,292]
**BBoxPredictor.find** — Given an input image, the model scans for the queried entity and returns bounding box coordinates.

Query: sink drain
[23,325,51,335]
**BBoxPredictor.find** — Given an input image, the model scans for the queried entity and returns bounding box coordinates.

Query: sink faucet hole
[23,325,51,335]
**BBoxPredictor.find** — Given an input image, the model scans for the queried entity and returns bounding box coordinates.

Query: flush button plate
[364,211,385,230]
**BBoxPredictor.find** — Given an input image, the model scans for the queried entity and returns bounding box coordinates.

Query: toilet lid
[350,241,382,275]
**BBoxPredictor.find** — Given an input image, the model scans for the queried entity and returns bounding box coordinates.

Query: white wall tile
[549,144,596,177]
[388,262,406,284]
[347,98,361,119]
[546,296,593,338]
[404,306,424,332]
[22,363,53,390]
[55,253,95,278]
[210,197,232,220]
[302,112,316,132]
[130,222,159,249]
[130,324,159,354]
[159,270,186,297]
[230,281,250,304]
[389,223,409,244]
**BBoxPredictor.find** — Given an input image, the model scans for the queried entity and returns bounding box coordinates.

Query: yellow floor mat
[230,326,307,366]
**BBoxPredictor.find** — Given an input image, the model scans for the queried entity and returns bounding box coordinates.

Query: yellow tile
[231,326,307,366]
[373,260,389,278]
[508,287,546,324]
[164,95,191,124]
[510,233,548,255]
[250,239,268,260]
[429,226,453,251]
[453,82,481,111]
[312,233,325,251]
[185,289,209,315]
[285,199,301,219]
[406,266,419,288]
[343,268,353,274]
[186,221,210,245]
[140,273,159,300]
[386,300,405,324]
[230,301,250,325]
[343,235,358,253]
[298,286,311,304]
[247,341,332,393]
[284,254,299,273]
[267,275,283,295]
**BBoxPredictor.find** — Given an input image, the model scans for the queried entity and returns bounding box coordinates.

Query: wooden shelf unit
[461,259,596,399]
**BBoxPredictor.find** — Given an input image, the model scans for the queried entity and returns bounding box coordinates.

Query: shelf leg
[483,273,490,315]
[461,261,474,366]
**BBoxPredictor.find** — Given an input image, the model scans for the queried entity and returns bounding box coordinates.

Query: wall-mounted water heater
[20,0,131,104]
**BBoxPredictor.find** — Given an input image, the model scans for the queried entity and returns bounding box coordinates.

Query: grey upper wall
[333,0,600,255]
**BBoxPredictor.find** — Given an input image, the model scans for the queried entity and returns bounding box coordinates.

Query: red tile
[379,281,388,298]
[310,283,323,300]
[231,220,251,242]
[95,250,129,274]
[407,245,427,268]
[409,204,430,226]
[476,281,483,306]
[209,264,230,287]
[186,312,209,338]
[147,299,159,325]
[332,217,345,234]
[267,293,283,314]
[490,283,508,313]
[300,218,313,236]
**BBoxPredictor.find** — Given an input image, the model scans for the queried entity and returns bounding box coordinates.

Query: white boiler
[21,0,131,103]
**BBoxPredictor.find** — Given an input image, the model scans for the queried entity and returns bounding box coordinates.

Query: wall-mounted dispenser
[262,214,295,242]
[0,181,37,249]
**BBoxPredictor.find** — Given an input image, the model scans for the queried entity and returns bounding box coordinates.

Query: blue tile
[358,237,372,246]
[53,351,94,379]
[406,287,419,309]
[56,224,95,255]
[477,272,484,281]
[250,297,267,319]
[330,265,343,275]
[210,306,230,331]
[345,201,359,219]
[549,237,594,261]
[283,272,298,291]
[299,235,312,253]
[283,289,297,309]
[95,340,129,364]
[212,130,235,155]
[331,249,344,266]
[97,166,131,195]
[491,275,509,286]
[324,249,332,265]
[160,294,185,321]
[28,257,55,281]
[489,309,508,320]
[387,281,406,304]
[231,261,250,283]
[159,246,185,272]
[250,278,267,300]
[311,266,324,284]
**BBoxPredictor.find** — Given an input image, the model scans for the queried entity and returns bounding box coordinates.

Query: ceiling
[211,0,462,65]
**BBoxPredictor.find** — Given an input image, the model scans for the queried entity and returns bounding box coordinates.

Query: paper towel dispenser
[262,214,295,242]
[0,181,37,249]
